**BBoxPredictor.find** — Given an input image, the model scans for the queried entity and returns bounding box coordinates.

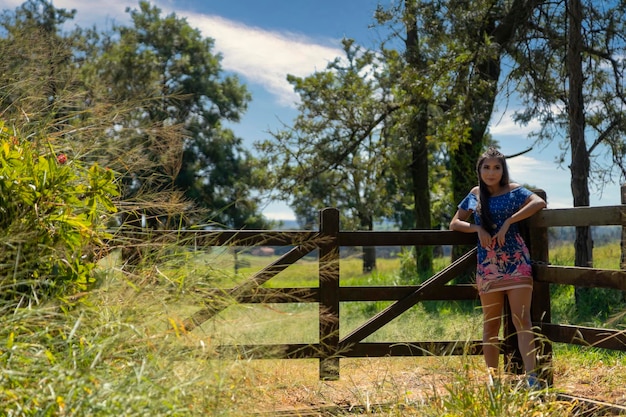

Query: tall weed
[0,268,257,416]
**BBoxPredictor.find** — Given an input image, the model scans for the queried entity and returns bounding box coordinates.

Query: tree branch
[505,146,534,159]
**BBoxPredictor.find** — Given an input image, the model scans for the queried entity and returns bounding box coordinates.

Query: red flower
[56,153,67,165]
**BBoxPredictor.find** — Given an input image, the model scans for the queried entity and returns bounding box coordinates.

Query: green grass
[550,239,622,270]
[1,240,624,415]
[548,240,626,324]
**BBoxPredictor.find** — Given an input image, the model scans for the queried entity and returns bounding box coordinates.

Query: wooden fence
[167,186,626,382]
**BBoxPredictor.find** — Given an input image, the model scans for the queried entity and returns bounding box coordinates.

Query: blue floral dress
[458,187,534,294]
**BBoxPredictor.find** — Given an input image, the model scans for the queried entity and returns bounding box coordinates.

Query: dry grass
[241,356,472,412]
[215,353,626,415]
[4,242,625,416]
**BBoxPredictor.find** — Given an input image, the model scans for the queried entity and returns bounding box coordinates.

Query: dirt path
[234,356,626,414]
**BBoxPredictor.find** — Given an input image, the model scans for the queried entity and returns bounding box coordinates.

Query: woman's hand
[494,220,511,247]
[477,226,494,249]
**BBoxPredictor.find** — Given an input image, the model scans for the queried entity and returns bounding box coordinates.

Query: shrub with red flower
[0,121,119,305]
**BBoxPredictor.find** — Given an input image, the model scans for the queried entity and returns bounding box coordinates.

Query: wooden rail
[132,186,626,383]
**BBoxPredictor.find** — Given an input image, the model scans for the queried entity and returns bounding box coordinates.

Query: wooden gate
[142,186,626,382]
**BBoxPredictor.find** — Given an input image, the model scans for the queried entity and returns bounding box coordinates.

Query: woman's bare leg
[505,287,536,373]
[479,291,505,371]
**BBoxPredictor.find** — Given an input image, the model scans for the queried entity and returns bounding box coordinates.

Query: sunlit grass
[550,238,621,269]
[2,239,624,415]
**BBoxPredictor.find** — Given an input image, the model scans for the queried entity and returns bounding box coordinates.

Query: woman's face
[479,157,504,188]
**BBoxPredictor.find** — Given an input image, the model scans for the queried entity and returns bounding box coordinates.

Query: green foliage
[512,0,626,186]
[398,246,455,285]
[548,240,626,324]
[0,0,267,232]
[398,246,418,284]
[426,373,571,416]
[0,0,85,140]
[0,123,118,304]
[256,39,399,232]
[86,0,264,229]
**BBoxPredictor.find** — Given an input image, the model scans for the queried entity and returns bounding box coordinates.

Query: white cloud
[507,155,572,208]
[42,0,133,28]
[508,154,622,208]
[489,110,542,137]
[183,14,343,107]
[26,0,345,108]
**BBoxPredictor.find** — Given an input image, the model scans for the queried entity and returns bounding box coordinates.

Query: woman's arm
[449,208,476,233]
[450,208,493,249]
[494,193,547,246]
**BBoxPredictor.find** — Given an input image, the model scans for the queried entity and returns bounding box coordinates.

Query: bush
[0,122,118,305]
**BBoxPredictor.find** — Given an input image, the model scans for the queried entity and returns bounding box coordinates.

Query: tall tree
[511,0,626,272]
[401,0,433,272]
[257,40,399,271]
[567,0,592,272]
[0,0,142,190]
[84,1,266,229]
[373,0,543,274]
[443,0,542,217]
[261,1,546,275]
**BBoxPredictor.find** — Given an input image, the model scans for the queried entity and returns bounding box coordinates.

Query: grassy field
[1,240,625,415]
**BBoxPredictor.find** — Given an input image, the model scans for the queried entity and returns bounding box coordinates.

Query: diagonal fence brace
[182,243,315,331]
[340,247,477,346]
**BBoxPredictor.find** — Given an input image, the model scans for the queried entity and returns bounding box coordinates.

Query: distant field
[190,239,623,345]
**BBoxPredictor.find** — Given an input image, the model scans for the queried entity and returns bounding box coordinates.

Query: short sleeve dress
[457,187,535,294]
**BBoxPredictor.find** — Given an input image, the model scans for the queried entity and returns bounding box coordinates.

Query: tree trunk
[450,24,500,278]
[568,0,592,265]
[411,107,433,273]
[568,0,594,308]
[360,213,377,273]
[405,0,432,275]
[450,139,486,274]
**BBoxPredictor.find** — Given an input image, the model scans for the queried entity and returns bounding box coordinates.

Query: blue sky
[2,0,623,220]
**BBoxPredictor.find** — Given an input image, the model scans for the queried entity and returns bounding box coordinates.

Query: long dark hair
[476,147,510,233]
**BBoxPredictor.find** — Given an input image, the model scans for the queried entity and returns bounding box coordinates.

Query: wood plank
[212,341,484,359]
[318,208,341,380]
[535,265,626,290]
[539,323,626,351]
[119,226,482,247]
[116,229,319,246]
[339,230,476,246]
[214,344,321,359]
[343,341,483,357]
[236,288,319,303]
[338,285,478,301]
[527,205,625,228]
[201,285,479,303]
[525,208,553,383]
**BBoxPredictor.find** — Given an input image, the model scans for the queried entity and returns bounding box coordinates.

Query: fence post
[319,208,340,380]
[503,190,552,380]
[620,184,626,269]
[502,301,523,374]
[528,190,553,385]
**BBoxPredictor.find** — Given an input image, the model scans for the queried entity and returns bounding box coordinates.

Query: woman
[449,147,546,387]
